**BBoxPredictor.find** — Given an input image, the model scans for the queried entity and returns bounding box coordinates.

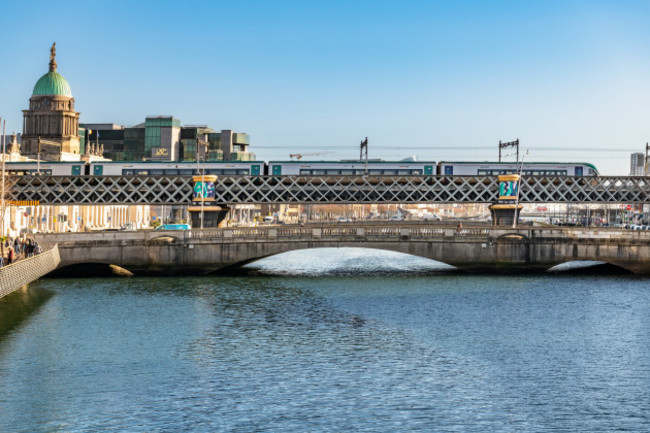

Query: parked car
[389,216,405,222]
[422,213,441,221]
[337,217,351,223]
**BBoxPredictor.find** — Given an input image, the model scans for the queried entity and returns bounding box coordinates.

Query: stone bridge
[34,224,650,275]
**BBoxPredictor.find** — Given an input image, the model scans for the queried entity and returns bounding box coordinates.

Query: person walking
[7,247,14,265]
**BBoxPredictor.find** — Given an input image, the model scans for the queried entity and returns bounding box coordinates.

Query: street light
[512,150,529,229]
[196,137,209,229]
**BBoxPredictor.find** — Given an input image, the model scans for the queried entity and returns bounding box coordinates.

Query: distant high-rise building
[630,152,646,176]
[80,120,255,162]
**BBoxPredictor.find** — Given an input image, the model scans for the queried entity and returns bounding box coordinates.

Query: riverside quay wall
[33,225,650,275]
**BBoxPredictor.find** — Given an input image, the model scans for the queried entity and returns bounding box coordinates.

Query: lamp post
[196,137,209,229]
[1,119,5,239]
[512,150,529,229]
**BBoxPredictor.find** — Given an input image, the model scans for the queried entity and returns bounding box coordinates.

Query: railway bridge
[9,174,650,204]
[35,224,650,275]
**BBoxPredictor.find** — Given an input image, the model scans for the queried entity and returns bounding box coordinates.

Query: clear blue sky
[2,0,650,174]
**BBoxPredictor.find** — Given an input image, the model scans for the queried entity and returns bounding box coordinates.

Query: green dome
[32,71,72,97]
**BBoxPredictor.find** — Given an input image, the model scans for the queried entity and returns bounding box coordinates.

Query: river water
[1,249,649,432]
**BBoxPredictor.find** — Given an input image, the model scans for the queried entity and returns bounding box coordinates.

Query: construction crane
[289,151,334,160]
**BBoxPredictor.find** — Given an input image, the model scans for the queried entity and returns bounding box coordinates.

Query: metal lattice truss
[6,175,650,205]
[7,175,193,204]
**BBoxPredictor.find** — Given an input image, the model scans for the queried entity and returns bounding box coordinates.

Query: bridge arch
[547,260,633,274]
[50,262,135,278]
[211,246,458,275]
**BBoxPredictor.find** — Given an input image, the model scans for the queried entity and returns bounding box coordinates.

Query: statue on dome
[49,42,57,72]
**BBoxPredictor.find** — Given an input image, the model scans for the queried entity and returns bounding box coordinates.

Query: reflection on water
[0,249,649,432]
[0,285,54,342]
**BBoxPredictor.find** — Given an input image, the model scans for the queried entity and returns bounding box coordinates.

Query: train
[4,160,600,177]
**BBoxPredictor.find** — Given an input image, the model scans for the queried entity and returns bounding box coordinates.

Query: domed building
[21,43,81,160]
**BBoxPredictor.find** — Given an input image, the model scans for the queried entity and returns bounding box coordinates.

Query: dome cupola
[32,42,72,97]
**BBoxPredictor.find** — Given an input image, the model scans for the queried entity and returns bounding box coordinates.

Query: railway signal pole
[360,137,368,174]
[498,139,519,163]
[645,142,649,176]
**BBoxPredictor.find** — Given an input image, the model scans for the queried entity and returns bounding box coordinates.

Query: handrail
[0,244,61,298]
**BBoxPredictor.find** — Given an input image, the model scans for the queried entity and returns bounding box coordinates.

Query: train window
[135,169,149,175]
[397,170,411,175]
[383,170,398,175]
[312,170,327,175]
[369,170,382,175]
[354,170,366,175]
[444,166,453,175]
[237,169,250,175]
[163,169,179,175]
[299,169,313,175]
[339,170,354,175]
[178,169,194,175]
[411,170,423,175]
[122,169,134,175]
[575,167,583,176]
[149,169,164,175]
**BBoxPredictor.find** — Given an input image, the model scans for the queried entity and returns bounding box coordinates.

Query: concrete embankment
[0,245,61,298]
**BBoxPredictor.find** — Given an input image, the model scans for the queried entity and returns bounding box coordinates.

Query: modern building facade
[80,120,254,162]
[630,152,646,176]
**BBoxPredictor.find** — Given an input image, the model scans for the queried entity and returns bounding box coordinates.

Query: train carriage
[4,161,86,176]
[89,161,265,176]
[266,160,437,176]
[437,161,599,176]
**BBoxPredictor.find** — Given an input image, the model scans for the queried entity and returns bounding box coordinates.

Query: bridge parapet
[35,225,649,245]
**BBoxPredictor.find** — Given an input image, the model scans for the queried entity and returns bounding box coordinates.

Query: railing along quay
[9,175,650,205]
[0,245,61,299]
